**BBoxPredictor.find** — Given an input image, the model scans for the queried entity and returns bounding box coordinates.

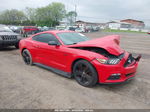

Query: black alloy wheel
[22,49,33,65]
[73,60,98,87]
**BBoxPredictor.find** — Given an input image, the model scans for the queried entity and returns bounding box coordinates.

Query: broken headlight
[96,58,120,65]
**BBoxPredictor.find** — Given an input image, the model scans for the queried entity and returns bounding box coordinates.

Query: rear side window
[32,33,59,43]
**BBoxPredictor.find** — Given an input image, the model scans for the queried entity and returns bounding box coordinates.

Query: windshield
[0,26,13,32]
[57,32,90,45]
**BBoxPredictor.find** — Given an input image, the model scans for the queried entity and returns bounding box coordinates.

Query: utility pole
[75,4,77,25]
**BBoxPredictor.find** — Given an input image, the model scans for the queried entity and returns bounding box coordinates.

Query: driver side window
[32,33,60,44]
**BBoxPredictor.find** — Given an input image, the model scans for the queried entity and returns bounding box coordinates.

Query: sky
[0,0,150,27]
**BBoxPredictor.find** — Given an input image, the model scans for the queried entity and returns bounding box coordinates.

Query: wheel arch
[71,58,99,80]
[71,58,84,73]
[71,58,99,86]
[21,48,27,54]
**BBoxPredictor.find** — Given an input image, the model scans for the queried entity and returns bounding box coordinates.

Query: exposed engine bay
[71,47,119,59]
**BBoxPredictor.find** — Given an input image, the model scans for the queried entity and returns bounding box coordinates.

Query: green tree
[0,2,67,26]
[24,7,36,22]
[34,2,66,26]
[66,11,77,26]
[50,2,66,22]
[0,9,26,25]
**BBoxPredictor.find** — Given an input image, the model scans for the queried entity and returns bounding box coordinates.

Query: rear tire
[22,49,33,65]
[73,60,98,87]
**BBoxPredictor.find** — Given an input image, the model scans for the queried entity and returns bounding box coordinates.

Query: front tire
[73,60,98,87]
[22,49,33,65]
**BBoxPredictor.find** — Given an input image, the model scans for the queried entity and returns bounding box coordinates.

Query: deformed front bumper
[91,52,141,84]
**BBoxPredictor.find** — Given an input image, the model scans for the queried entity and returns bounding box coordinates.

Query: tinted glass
[32,33,59,43]
[57,32,89,45]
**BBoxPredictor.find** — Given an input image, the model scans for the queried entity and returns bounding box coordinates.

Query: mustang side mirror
[48,41,60,46]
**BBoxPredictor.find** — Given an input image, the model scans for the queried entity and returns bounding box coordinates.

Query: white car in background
[75,27,85,33]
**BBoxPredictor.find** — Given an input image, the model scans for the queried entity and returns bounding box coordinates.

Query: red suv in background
[22,26,39,37]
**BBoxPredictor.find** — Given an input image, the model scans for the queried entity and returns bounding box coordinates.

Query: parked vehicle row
[56,25,100,33]
[9,26,56,37]
[7,25,100,38]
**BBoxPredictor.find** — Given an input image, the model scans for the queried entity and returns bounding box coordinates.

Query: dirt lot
[0,31,150,109]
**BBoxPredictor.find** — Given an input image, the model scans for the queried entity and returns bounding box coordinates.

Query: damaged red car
[19,30,141,87]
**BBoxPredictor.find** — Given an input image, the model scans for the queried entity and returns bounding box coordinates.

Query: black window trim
[32,33,61,45]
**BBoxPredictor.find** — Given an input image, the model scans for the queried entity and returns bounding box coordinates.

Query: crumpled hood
[69,35,124,56]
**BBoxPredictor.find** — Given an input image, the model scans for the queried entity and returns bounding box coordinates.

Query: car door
[43,33,70,71]
[32,34,46,64]
[32,33,68,71]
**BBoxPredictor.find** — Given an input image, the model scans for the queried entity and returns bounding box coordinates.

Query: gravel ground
[0,31,150,109]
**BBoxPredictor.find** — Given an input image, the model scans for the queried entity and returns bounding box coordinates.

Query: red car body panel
[19,30,140,84]
[91,51,138,83]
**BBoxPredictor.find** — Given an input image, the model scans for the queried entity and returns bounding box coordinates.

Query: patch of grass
[102,29,146,34]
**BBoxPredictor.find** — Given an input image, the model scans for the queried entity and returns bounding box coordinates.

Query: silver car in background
[0,25,21,49]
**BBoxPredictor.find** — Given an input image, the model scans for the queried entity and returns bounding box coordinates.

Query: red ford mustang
[19,30,141,87]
